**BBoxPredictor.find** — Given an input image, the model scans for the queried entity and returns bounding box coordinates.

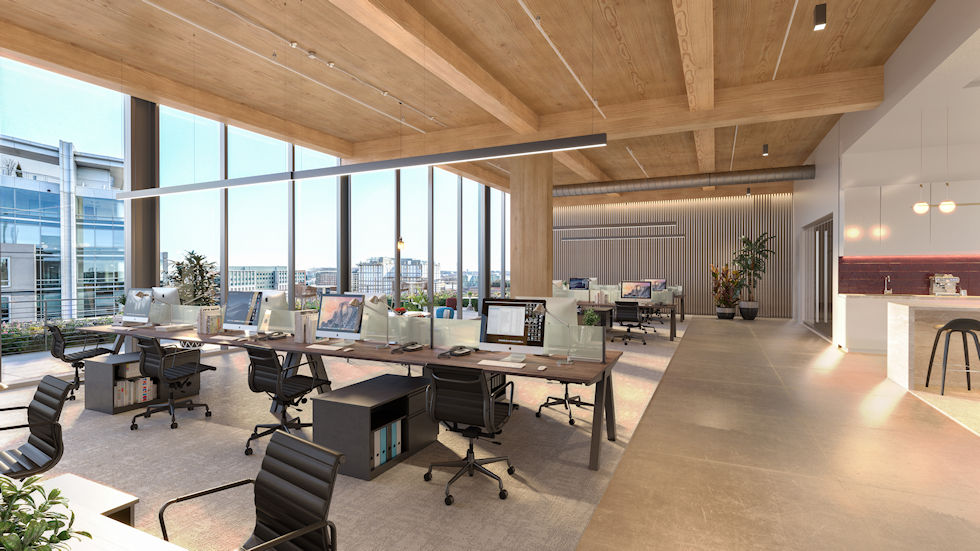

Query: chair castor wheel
[499,489,508,500]
[445,495,454,506]
[507,465,516,475]
[205,410,212,417]
[68,395,76,401]
[569,418,576,425]
[188,406,194,411]
[423,472,432,481]
[144,412,151,418]
[245,447,254,456]
[170,422,178,429]
[624,342,628,346]
[535,411,541,417]
[643,342,647,345]
[130,423,138,430]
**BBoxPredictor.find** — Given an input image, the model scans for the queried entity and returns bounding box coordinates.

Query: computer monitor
[479,298,547,357]
[569,277,590,290]
[151,287,181,305]
[621,280,652,300]
[122,288,152,322]
[223,291,262,332]
[316,294,365,340]
[255,290,288,332]
[645,279,667,291]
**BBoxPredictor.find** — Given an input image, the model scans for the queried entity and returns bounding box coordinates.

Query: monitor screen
[224,291,262,328]
[621,281,652,300]
[569,277,590,290]
[152,287,181,305]
[123,288,152,320]
[480,298,546,351]
[647,279,667,291]
[317,294,365,337]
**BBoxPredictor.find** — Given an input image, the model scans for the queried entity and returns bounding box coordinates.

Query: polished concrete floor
[579,318,980,550]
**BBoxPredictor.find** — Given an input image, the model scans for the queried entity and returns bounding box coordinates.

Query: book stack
[113,378,157,408]
[198,306,223,335]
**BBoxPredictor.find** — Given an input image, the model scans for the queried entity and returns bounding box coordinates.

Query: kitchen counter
[887,301,980,391]
[837,294,980,353]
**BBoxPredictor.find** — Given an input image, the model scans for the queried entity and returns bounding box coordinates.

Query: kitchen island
[887,299,980,392]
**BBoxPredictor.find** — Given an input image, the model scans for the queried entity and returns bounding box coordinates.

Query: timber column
[509,153,553,297]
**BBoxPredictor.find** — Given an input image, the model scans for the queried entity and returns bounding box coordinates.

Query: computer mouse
[537,365,547,371]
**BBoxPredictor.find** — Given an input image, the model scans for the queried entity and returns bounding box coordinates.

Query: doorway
[803,215,833,340]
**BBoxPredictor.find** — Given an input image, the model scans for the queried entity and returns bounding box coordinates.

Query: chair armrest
[0,421,56,432]
[493,381,516,421]
[163,348,202,372]
[159,479,254,541]
[243,521,330,551]
[0,406,29,412]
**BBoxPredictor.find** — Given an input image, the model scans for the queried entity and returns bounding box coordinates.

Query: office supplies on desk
[536,365,548,371]
[391,341,422,354]
[438,345,474,358]
[154,323,193,332]
[309,344,344,352]
[478,359,526,368]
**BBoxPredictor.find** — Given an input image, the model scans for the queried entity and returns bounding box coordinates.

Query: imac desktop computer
[568,277,590,290]
[256,290,289,333]
[621,280,653,301]
[223,291,263,333]
[480,298,547,362]
[316,294,365,343]
[122,288,153,323]
[148,286,181,325]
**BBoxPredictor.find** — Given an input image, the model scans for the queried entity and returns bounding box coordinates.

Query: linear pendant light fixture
[117,133,607,199]
[553,222,677,232]
[561,234,685,242]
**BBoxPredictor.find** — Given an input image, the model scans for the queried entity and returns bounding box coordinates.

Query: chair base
[245,415,311,455]
[425,439,514,505]
[537,383,593,425]
[69,361,84,401]
[130,394,212,430]
[610,326,647,345]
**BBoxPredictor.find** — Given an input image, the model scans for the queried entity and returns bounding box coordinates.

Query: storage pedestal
[84,353,201,415]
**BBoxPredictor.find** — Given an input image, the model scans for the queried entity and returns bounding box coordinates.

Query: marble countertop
[842,293,979,299]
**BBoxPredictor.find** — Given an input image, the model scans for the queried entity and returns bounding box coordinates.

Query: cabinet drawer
[407,388,428,415]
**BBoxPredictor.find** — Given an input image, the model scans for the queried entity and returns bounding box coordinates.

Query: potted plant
[710,264,741,319]
[571,308,605,362]
[0,475,91,550]
[732,233,776,321]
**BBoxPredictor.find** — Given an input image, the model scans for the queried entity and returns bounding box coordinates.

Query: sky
[0,57,506,273]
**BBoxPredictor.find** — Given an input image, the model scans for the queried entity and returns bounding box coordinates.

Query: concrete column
[123,97,160,292]
[58,140,76,319]
[509,153,553,298]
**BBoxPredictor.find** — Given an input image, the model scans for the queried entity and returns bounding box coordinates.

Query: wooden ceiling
[0,0,934,201]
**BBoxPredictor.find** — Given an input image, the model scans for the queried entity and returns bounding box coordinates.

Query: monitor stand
[501,353,526,363]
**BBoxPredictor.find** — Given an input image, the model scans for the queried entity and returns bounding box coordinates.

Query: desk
[82,325,621,470]
[578,301,677,341]
[42,473,138,525]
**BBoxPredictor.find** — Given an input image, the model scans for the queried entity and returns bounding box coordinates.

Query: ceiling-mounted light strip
[553,222,676,231]
[117,134,607,199]
[561,234,685,242]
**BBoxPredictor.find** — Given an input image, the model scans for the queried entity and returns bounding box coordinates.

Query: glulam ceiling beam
[350,66,883,162]
[0,19,353,158]
[672,0,715,173]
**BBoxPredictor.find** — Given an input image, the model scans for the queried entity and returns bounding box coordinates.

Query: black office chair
[926,318,980,395]
[130,336,215,430]
[243,345,330,456]
[423,365,516,505]
[611,301,647,345]
[0,376,73,479]
[47,325,112,400]
[159,430,344,550]
[536,382,593,425]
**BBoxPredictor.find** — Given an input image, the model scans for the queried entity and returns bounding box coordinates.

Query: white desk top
[42,473,138,517]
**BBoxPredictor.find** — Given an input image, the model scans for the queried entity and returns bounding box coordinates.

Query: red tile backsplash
[839,255,980,295]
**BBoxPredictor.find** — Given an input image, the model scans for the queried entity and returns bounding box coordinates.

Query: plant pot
[738,301,759,320]
[716,307,736,320]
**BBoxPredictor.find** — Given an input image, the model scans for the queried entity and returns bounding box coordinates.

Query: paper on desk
[210,335,243,342]
[308,344,343,351]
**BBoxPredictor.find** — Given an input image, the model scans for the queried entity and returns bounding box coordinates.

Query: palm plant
[732,233,776,302]
[166,250,219,306]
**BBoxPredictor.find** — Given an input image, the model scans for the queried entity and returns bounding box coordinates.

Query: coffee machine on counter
[930,274,960,296]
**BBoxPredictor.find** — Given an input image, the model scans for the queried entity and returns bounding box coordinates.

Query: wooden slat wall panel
[553,193,793,317]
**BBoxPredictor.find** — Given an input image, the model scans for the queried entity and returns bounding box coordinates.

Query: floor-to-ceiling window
[295,146,339,308]
[227,127,289,293]
[158,106,221,304]
[433,168,459,314]
[398,167,430,310]
[350,170,396,301]
[460,178,481,314]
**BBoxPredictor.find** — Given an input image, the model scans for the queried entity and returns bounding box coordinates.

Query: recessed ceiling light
[762,144,769,157]
[814,3,827,31]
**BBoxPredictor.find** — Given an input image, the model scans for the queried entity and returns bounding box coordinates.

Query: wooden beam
[672,0,715,172]
[553,181,793,207]
[553,151,610,181]
[325,0,538,134]
[0,19,353,158]
[351,66,883,162]
[436,162,509,192]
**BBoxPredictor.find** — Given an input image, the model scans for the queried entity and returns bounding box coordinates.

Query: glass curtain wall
[158,106,221,305]
[350,170,395,302]
[399,167,429,310]
[295,146,339,308]
[490,188,506,297]
[227,127,289,293]
[432,168,459,314]
[460,178,481,316]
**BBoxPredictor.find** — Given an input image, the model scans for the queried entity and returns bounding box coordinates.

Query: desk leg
[111,334,124,354]
[306,354,332,394]
[680,296,686,322]
[589,372,607,471]
[604,372,616,442]
[670,310,676,341]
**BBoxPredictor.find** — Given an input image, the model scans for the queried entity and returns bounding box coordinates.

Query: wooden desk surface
[82,326,621,385]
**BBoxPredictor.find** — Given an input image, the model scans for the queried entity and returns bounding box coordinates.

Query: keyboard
[478,359,526,369]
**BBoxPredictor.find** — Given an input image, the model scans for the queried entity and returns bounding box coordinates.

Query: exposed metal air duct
[552,165,816,197]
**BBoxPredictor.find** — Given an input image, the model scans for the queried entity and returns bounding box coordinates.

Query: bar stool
[925,318,980,396]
